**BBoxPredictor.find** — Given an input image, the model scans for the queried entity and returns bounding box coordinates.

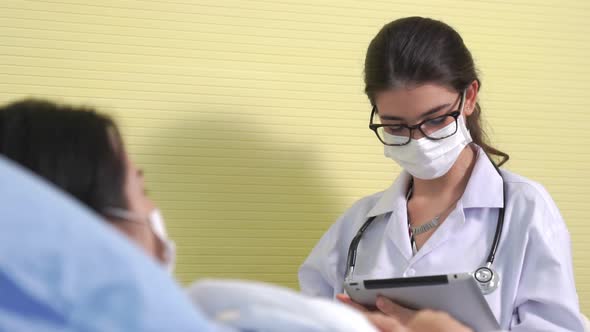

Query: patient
[0,98,472,332]
[0,156,216,331]
[0,98,174,271]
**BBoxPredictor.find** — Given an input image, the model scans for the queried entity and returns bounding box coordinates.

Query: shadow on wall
[132,107,341,290]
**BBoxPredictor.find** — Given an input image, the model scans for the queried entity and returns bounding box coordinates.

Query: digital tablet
[344,273,499,331]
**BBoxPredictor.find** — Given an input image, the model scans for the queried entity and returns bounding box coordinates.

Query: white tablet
[344,273,499,331]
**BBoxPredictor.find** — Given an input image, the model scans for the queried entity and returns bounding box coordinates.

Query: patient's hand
[336,294,473,332]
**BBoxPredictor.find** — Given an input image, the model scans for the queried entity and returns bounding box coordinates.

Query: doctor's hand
[372,298,473,332]
[336,294,416,324]
[374,296,416,324]
[336,294,473,332]
[406,310,473,332]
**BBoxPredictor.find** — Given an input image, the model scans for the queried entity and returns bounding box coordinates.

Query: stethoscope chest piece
[474,263,500,295]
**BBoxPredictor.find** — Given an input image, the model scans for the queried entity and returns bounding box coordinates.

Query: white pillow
[187,279,378,332]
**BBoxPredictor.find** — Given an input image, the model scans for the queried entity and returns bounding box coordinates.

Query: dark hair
[0,98,128,213]
[364,17,509,166]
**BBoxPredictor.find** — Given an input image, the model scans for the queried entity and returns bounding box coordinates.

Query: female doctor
[298,17,584,331]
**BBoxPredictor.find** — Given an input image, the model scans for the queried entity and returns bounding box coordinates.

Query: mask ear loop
[102,207,145,224]
[457,90,475,144]
[459,89,467,115]
[104,207,176,271]
[103,207,170,242]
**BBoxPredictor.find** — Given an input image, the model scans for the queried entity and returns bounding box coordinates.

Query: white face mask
[383,114,473,180]
[148,209,177,274]
[104,207,176,274]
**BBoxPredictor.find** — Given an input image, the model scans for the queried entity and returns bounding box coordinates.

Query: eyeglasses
[369,92,465,146]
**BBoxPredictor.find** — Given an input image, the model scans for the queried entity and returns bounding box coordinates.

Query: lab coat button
[404,268,416,277]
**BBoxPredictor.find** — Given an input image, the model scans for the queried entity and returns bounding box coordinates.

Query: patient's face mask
[104,207,176,273]
[148,209,176,273]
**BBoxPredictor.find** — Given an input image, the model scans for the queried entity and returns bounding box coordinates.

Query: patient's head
[0,99,170,266]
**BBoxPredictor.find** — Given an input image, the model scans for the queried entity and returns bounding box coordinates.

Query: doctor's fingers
[336,293,370,312]
[406,310,473,332]
[375,296,416,324]
[364,312,408,332]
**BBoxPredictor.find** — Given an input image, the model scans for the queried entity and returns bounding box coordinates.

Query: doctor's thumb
[376,296,415,324]
[336,293,369,312]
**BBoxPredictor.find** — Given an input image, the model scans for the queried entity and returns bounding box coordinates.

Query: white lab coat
[299,146,584,331]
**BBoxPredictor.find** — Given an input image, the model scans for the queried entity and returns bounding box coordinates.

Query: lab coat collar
[460,146,504,209]
[365,145,503,219]
[366,171,411,218]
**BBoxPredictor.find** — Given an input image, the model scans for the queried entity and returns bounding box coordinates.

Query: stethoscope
[344,160,506,295]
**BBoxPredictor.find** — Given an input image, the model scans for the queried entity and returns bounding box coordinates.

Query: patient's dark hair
[0,98,128,212]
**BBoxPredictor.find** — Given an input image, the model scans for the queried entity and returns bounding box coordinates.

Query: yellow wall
[2,0,589,312]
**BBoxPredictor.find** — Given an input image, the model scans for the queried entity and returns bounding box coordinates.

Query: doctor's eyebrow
[379,103,453,121]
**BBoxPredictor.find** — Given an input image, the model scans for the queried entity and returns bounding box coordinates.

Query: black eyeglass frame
[368,91,466,146]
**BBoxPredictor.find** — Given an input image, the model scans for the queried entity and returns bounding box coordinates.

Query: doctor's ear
[463,80,479,117]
